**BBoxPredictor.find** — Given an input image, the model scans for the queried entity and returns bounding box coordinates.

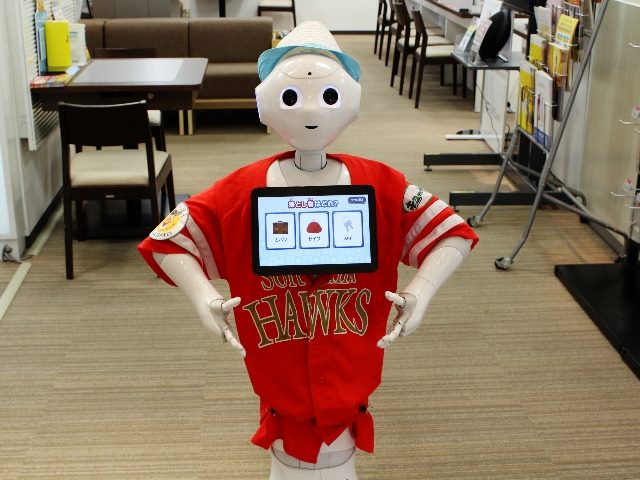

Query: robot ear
[255,83,269,127]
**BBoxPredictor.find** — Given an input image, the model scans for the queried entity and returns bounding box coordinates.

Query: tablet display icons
[333,211,363,247]
[266,213,295,249]
[300,212,329,249]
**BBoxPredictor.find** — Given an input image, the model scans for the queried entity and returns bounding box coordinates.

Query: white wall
[189,0,376,31]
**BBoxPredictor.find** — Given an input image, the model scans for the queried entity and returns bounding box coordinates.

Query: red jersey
[138,152,478,463]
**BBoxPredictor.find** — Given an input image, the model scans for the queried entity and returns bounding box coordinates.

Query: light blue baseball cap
[258,21,361,82]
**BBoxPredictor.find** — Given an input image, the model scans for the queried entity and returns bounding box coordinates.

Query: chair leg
[292,9,297,27]
[385,27,393,66]
[462,67,467,99]
[374,20,380,54]
[150,190,160,227]
[399,49,410,96]
[415,60,426,109]
[75,200,85,241]
[152,122,166,151]
[63,194,74,280]
[166,171,176,211]
[453,64,458,96]
[161,185,167,216]
[408,55,418,100]
[440,64,444,85]
[378,23,386,59]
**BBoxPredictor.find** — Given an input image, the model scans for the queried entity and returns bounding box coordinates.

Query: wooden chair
[58,101,176,279]
[408,9,458,109]
[93,47,167,152]
[390,0,451,97]
[257,0,297,27]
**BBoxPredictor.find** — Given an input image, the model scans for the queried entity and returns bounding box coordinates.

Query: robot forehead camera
[276,48,342,79]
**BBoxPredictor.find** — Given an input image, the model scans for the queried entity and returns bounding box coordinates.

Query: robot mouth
[305,125,318,130]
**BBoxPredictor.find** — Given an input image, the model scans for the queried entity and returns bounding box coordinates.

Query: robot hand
[153,253,246,358]
[376,291,419,348]
[208,297,246,357]
[377,236,472,349]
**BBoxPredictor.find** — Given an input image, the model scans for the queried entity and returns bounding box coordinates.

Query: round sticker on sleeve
[149,202,189,240]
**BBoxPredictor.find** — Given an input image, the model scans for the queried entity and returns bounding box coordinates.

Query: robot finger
[223,327,247,358]
[385,290,406,308]
[221,296,241,313]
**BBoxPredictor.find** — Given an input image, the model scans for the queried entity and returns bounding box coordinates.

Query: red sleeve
[399,187,478,268]
[138,185,227,286]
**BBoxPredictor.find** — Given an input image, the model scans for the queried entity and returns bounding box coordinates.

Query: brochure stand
[468,0,640,379]
[467,0,616,269]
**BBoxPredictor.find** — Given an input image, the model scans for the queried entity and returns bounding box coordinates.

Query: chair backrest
[411,8,429,48]
[58,101,152,148]
[93,47,156,58]
[391,0,411,29]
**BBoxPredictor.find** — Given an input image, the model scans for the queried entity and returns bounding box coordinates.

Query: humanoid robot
[139,22,478,480]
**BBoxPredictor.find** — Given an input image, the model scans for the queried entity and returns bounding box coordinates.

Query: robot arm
[152,253,246,357]
[377,236,472,349]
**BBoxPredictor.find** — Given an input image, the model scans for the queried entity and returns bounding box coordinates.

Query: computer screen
[251,185,378,275]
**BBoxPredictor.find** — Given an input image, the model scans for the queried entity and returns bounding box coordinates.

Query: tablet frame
[251,185,378,275]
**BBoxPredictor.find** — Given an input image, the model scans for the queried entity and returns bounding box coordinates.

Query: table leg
[219,0,226,17]
[178,110,185,136]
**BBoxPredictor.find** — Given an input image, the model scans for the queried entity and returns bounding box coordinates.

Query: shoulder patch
[403,185,429,213]
[149,202,189,240]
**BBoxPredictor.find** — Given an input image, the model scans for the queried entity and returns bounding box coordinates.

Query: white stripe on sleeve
[401,199,448,260]
[186,217,220,280]
[408,214,464,268]
[170,233,202,262]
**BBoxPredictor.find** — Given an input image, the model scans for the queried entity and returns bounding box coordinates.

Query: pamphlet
[454,24,477,55]
[528,34,547,70]
[555,14,579,46]
[533,6,552,39]
[35,6,48,75]
[469,18,492,63]
[534,69,554,149]
[517,60,536,134]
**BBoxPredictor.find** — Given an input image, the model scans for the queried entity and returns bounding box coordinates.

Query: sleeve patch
[403,185,429,213]
[149,202,189,240]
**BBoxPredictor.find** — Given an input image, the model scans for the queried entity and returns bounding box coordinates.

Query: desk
[413,0,477,34]
[447,50,522,150]
[34,58,207,135]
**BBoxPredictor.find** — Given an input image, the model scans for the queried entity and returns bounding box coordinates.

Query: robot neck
[294,149,327,172]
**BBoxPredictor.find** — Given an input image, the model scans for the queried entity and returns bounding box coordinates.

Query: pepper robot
[139,21,478,480]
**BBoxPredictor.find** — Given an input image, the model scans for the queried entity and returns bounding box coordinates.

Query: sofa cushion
[188,18,272,63]
[104,18,189,57]
[80,19,105,57]
[199,62,260,99]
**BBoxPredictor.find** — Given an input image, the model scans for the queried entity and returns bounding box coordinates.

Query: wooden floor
[1,35,639,479]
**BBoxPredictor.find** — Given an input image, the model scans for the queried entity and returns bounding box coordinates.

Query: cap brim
[258,45,361,82]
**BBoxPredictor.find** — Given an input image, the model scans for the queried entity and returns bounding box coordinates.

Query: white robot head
[255,22,362,152]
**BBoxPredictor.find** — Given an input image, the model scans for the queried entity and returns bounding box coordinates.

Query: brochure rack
[466,0,621,270]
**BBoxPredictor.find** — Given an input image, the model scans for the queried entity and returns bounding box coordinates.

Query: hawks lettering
[242,287,372,348]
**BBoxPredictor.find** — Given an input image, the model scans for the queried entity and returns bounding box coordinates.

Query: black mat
[555,263,640,379]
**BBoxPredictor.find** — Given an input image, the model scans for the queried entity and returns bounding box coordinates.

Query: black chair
[408,9,458,108]
[257,0,297,27]
[93,47,167,152]
[390,0,451,96]
[375,0,390,57]
[58,101,176,279]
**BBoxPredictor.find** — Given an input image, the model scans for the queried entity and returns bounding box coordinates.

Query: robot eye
[320,86,340,108]
[280,86,302,109]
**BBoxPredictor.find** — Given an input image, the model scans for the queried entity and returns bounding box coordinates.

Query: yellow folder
[44,20,71,72]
